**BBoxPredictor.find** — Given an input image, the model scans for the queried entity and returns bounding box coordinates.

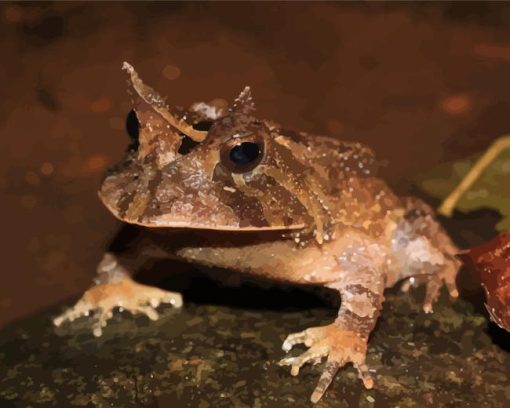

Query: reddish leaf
[462,233,510,332]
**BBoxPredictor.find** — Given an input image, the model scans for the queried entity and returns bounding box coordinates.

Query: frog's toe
[279,345,328,375]
[310,357,344,403]
[309,347,373,404]
[282,329,309,352]
[423,265,459,313]
[53,298,94,327]
[91,309,114,337]
[131,304,160,321]
[400,279,413,293]
[282,326,327,352]
[355,362,375,389]
[139,286,183,309]
[423,277,441,313]
[444,274,459,299]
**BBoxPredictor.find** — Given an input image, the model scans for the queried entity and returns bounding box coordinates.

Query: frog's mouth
[102,201,306,232]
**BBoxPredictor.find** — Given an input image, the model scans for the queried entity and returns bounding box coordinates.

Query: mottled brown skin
[54,63,461,403]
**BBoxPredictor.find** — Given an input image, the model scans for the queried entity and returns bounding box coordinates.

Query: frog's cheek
[99,165,307,232]
[101,191,306,232]
[131,178,308,232]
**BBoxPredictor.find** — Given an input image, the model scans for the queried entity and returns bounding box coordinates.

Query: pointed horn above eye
[230,86,256,115]
[122,62,207,142]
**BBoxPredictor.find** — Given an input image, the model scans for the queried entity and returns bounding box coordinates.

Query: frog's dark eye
[126,109,140,149]
[230,142,260,164]
[221,141,263,173]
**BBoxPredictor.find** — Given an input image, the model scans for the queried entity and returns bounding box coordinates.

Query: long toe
[53,299,93,327]
[279,344,329,376]
[311,358,343,404]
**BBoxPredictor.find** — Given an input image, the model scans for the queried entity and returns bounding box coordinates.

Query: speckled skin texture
[54,64,461,403]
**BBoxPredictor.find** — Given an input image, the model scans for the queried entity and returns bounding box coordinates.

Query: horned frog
[54,62,461,403]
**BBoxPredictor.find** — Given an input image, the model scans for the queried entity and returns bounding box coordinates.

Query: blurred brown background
[2,2,510,327]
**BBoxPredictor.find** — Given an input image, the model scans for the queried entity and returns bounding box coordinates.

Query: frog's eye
[221,140,263,173]
[126,109,140,149]
[230,142,260,164]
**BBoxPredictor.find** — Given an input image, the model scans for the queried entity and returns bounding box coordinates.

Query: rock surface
[1,272,509,407]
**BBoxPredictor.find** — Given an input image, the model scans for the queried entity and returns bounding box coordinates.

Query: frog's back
[271,129,405,239]
[274,129,378,189]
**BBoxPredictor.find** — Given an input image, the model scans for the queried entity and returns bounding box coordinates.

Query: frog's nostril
[192,121,213,132]
[178,135,200,155]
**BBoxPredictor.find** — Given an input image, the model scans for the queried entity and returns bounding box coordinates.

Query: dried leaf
[461,233,510,331]
[416,137,510,331]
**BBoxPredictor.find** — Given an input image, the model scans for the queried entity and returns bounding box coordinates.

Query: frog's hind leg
[397,197,461,313]
[421,253,460,313]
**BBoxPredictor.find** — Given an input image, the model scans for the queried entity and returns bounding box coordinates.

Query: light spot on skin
[191,102,223,120]
[405,237,444,265]
[343,291,376,318]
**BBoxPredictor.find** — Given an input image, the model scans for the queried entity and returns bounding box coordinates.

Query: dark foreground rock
[0,278,509,407]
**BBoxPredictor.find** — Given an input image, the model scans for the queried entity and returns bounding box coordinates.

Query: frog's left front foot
[53,276,183,336]
[53,253,183,336]
[279,324,373,403]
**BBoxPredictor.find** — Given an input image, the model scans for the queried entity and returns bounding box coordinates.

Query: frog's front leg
[53,233,182,336]
[279,264,384,403]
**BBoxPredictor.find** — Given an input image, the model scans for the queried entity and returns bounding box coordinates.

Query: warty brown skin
[54,63,461,404]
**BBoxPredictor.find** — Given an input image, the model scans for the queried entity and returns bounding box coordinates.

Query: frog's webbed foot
[279,324,373,403]
[53,275,182,337]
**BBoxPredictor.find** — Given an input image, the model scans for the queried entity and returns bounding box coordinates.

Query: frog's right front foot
[53,254,182,336]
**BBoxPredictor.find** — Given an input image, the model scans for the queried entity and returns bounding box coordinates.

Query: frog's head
[99,63,328,237]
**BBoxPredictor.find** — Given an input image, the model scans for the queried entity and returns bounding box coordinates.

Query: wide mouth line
[124,219,306,232]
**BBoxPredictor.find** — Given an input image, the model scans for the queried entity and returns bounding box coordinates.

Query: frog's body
[54,63,460,403]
